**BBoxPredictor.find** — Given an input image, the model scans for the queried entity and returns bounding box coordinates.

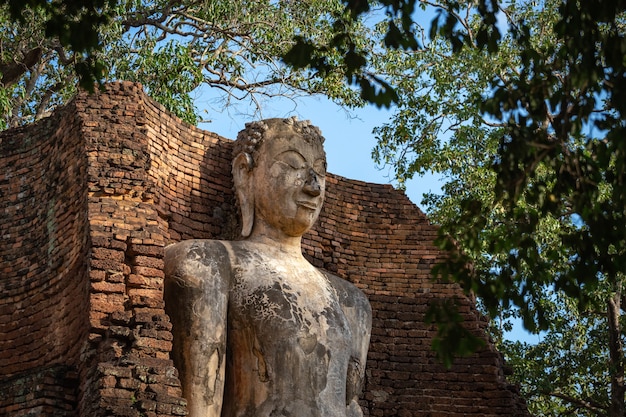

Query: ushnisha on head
[233,117,325,166]
[232,117,327,239]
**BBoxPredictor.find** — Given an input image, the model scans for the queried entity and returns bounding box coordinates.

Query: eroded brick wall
[0,106,90,416]
[73,83,187,417]
[1,82,529,417]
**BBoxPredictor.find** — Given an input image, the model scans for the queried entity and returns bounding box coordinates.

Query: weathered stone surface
[165,118,372,417]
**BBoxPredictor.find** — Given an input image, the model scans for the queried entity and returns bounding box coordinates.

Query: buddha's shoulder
[165,240,233,285]
[322,270,371,312]
[165,239,231,261]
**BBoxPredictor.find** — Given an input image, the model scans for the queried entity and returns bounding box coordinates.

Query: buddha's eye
[276,152,306,170]
[313,159,327,177]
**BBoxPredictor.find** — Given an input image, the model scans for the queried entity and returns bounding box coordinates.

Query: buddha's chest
[229,265,348,337]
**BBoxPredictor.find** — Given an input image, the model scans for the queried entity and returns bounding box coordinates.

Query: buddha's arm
[325,273,372,415]
[164,240,231,417]
[345,288,372,416]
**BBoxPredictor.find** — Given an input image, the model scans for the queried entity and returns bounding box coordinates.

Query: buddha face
[251,130,326,237]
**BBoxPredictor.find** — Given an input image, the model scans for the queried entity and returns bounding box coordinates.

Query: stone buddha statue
[164,117,372,417]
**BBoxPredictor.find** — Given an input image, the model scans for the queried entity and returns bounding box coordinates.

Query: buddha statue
[164,117,372,417]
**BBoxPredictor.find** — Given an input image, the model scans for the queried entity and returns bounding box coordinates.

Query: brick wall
[0,365,78,416]
[0,106,90,415]
[73,83,187,417]
[0,82,529,416]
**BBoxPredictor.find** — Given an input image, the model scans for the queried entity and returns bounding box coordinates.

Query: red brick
[0,82,529,417]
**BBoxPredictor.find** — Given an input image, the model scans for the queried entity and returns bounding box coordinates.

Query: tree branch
[0,47,42,86]
[546,391,606,416]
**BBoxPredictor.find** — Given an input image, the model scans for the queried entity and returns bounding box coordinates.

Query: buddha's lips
[297,201,318,210]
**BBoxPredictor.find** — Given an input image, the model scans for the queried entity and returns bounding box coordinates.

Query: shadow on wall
[143,98,239,242]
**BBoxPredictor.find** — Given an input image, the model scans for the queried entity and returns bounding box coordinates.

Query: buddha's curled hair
[233,117,325,166]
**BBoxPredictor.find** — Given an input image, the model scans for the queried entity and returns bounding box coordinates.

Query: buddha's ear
[232,152,254,237]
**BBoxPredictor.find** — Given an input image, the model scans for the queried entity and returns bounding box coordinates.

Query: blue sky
[194,86,542,346]
[195,92,442,209]
[190,2,446,210]
[188,2,542,345]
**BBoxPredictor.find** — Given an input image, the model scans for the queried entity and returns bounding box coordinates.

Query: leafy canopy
[369,0,626,414]
[1,0,373,128]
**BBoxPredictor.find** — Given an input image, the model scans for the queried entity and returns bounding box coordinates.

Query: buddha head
[232,117,327,239]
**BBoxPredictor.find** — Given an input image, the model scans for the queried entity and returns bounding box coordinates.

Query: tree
[500,290,615,416]
[0,0,370,129]
[0,5,81,128]
[4,0,626,414]
[3,0,115,91]
[369,0,625,415]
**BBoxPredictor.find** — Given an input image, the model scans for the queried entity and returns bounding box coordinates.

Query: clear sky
[190,34,542,345]
[194,91,442,210]
[187,2,447,210]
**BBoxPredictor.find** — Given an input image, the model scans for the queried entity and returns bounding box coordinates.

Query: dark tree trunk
[607,290,624,417]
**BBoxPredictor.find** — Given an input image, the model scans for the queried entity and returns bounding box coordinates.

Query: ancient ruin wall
[0,82,529,417]
[0,105,90,415]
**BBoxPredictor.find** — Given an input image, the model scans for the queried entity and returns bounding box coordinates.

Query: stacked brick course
[74,83,188,417]
[303,175,528,416]
[0,365,78,416]
[0,107,89,415]
[0,82,529,416]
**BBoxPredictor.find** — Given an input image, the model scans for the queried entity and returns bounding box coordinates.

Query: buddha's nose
[303,169,321,196]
